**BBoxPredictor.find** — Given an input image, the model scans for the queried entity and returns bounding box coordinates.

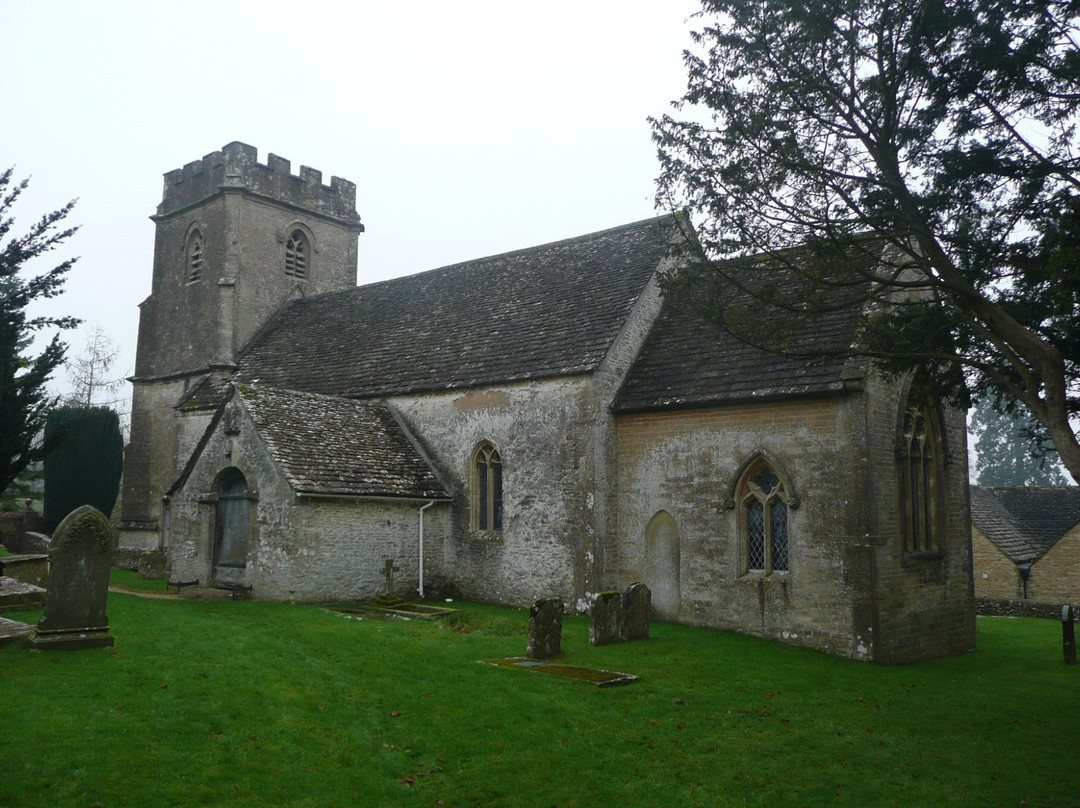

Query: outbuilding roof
[970,485,1080,564]
[236,216,682,397]
[238,385,449,500]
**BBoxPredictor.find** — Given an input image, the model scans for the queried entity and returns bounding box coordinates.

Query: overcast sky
[2,0,701,410]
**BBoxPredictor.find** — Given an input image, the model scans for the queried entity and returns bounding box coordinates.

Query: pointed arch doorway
[213,467,251,586]
[645,510,681,620]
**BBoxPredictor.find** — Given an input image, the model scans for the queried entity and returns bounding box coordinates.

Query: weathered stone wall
[977,597,1079,619]
[1029,525,1080,603]
[862,374,975,664]
[120,378,214,549]
[389,376,602,608]
[972,526,1024,599]
[589,266,668,592]
[123,144,363,554]
[166,398,450,602]
[614,376,976,663]
[138,180,360,379]
[614,395,873,658]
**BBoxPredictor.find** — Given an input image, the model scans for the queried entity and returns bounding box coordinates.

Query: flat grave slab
[0,617,35,650]
[330,602,456,621]
[484,657,639,687]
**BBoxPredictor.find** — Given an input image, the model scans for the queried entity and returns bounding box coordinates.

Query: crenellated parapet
[156,141,362,227]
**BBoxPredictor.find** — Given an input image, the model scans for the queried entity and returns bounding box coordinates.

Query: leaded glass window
[473,443,503,531]
[741,462,789,574]
[285,229,308,278]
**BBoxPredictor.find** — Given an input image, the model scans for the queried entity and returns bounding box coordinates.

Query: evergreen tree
[42,406,123,532]
[0,168,79,493]
[971,399,1068,486]
[653,0,1080,483]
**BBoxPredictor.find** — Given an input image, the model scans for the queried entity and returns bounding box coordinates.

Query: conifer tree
[0,168,79,493]
[42,406,123,532]
[653,0,1080,482]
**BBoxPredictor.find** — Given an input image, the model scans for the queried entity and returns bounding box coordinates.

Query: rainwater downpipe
[418,501,436,599]
[1018,563,1032,600]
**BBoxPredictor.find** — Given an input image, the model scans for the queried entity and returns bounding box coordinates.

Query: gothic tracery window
[472,442,503,531]
[285,229,309,279]
[740,462,789,575]
[900,401,944,554]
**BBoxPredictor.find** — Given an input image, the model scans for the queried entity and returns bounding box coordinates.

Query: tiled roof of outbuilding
[970,485,1080,564]
[238,385,449,500]
[612,246,874,412]
[235,216,681,397]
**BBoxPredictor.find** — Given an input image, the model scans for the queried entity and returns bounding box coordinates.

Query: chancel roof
[613,243,876,412]
[238,385,449,500]
[970,485,1080,565]
[235,216,682,397]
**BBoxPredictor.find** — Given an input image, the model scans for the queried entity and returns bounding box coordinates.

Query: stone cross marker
[27,505,116,650]
[382,558,399,594]
[527,597,563,659]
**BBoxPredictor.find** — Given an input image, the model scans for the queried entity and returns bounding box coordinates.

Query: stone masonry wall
[1029,525,1080,604]
[390,376,600,608]
[614,395,873,658]
[124,144,363,554]
[120,378,214,549]
[972,526,1025,599]
[862,373,975,664]
[166,396,450,601]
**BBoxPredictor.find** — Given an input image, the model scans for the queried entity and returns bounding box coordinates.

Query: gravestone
[589,591,623,646]
[622,582,651,641]
[1064,604,1076,665]
[26,505,116,650]
[527,597,563,659]
[138,549,168,580]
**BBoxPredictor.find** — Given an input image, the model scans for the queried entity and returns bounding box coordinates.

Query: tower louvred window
[187,231,204,283]
[285,230,308,278]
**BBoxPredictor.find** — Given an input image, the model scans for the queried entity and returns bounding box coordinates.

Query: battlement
[156,142,362,227]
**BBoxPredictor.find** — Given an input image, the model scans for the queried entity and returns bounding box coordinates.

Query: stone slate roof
[613,245,874,412]
[970,485,1080,565]
[235,216,682,397]
[238,385,449,500]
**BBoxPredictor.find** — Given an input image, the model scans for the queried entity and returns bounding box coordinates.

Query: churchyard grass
[0,593,1075,808]
[108,567,170,593]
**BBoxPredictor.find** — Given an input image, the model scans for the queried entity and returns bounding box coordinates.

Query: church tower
[120,143,364,551]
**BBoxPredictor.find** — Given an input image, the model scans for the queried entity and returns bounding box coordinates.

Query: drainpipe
[1018,563,1032,600]
[418,501,436,599]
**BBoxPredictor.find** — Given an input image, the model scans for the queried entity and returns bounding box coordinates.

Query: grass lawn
[0,590,1076,808]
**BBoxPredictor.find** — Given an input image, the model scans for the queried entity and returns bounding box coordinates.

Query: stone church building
[120,142,975,663]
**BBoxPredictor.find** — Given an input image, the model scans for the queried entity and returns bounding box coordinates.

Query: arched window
[739,461,789,575]
[187,230,204,283]
[899,400,944,553]
[285,229,309,279]
[472,442,503,531]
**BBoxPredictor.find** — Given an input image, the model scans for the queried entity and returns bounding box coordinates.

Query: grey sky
[2,0,699,408]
